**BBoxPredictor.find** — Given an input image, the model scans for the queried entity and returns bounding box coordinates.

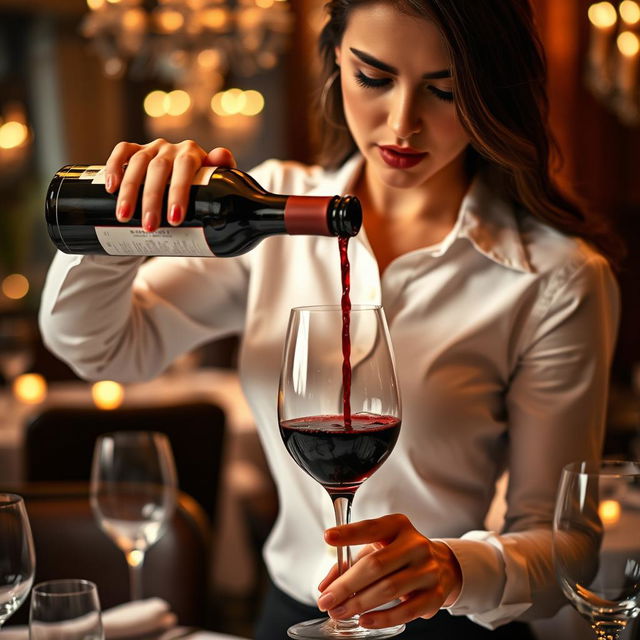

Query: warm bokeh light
[144,90,169,118]
[13,373,47,405]
[122,8,146,31]
[155,8,184,33]
[257,50,277,69]
[0,121,29,150]
[200,7,229,30]
[242,89,265,116]
[617,30,640,56]
[588,2,618,28]
[92,380,125,410]
[211,88,264,116]
[255,0,275,8]
[197,48,222,69]
[620,0,640,25]
[220,88,246,114]
[2,273,29,300]
[166,89,191,116]
[86,0,106,9]
[144,90,191,118]
[599,499,621,526]
[104,57,124,78]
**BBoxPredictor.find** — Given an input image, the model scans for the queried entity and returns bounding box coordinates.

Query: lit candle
[587,2,618,93]
[619,0,640,27]
[616,30,640,95]
[91,380,124,410]
[13,373,47,405]
[598,499,621,527]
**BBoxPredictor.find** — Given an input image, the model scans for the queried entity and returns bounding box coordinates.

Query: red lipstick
[378,145,427,169]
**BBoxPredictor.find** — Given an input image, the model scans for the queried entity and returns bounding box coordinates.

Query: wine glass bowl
[90,431,177,601]
[29,579,103,640]
[553,460,640,640]
[0,493,36,628]
[278,305,403,639]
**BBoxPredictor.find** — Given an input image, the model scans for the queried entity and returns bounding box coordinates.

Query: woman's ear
[334,45,342,67]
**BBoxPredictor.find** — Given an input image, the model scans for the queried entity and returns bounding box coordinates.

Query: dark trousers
[254,579,537,640]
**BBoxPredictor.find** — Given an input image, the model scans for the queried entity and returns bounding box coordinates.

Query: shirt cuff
[437,531,532,629]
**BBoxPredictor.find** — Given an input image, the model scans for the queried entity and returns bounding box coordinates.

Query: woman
[39,1,621,638]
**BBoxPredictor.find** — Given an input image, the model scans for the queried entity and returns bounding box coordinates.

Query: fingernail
[105,175,113,192]
[169,204,182,225]
[117,202,131,221]
[330,606,347,618]
[142,212,155,232]
[317,593,335,611]
[360,615,376,627]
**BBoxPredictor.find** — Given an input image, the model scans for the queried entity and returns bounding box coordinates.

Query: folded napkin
[103,598,177,639]
[0,598,177,640]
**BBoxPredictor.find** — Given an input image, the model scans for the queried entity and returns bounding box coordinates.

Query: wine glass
[90,431,177,601]
[0,493,36,627]
[553,460,640,640]
[29,579,103,640]
[278,304,403,639]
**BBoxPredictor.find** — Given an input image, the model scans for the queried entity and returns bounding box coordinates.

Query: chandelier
[81,0,293,119]
[586,1,640,125]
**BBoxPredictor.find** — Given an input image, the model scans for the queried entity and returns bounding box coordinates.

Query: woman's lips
[378,145,428,169]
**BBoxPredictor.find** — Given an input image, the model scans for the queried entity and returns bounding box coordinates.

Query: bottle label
[79,166,218,185]
[95,226,215,257]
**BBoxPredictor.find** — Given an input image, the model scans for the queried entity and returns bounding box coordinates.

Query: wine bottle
[45,164,362,258]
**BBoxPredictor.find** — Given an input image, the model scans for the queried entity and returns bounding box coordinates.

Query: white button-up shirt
[39,154,620,628]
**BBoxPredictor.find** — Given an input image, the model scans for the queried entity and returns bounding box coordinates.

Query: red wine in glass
[279,414,401,495]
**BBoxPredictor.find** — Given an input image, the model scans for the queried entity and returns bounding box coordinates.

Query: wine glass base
[287,617,405,639]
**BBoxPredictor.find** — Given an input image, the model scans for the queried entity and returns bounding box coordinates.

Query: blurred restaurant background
[1,0,640,638]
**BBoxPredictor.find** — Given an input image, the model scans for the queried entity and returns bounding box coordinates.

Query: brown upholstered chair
[1,482,210,628]
[23,403,226,521]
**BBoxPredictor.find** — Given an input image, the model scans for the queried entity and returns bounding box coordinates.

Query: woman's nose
[387,88,422,139]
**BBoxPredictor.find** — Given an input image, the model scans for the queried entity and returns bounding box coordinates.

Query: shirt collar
[457,174,534,273]
[313,154,534,274]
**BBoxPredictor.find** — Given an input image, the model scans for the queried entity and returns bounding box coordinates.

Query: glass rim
[32,579,97,597]
[562,459,640,477]
[0,493,24,507]
[290,304,383,313]
[95,430,168,441]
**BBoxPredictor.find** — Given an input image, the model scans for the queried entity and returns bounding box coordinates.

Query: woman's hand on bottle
[317,514,462,628]
[104,139,237,232]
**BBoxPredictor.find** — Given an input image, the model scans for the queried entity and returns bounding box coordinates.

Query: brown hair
[316,0,623,268]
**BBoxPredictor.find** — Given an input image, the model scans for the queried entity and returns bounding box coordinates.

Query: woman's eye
[354,70,391,89]
[427,86,454,103]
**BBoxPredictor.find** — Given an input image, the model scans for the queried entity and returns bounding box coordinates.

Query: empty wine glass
[0,493,36,627]
[29,579,103,640]
[553,460,640,640]
[90,431,177,601]
[278,305,403,639]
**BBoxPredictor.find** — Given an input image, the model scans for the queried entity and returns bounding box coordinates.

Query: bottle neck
[284,196,333,235]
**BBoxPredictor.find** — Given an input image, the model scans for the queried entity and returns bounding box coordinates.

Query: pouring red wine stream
[339,236,352,429]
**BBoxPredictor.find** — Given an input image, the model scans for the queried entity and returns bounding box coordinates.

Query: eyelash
[354,70,455,103]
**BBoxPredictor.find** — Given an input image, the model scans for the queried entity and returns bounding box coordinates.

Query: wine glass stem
[126,549,146,601]
[332,493,360,631]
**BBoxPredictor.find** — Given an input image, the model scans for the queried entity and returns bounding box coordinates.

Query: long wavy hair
[316,0,623,268]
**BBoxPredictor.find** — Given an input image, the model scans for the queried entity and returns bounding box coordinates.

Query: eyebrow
[349,47,451,79]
